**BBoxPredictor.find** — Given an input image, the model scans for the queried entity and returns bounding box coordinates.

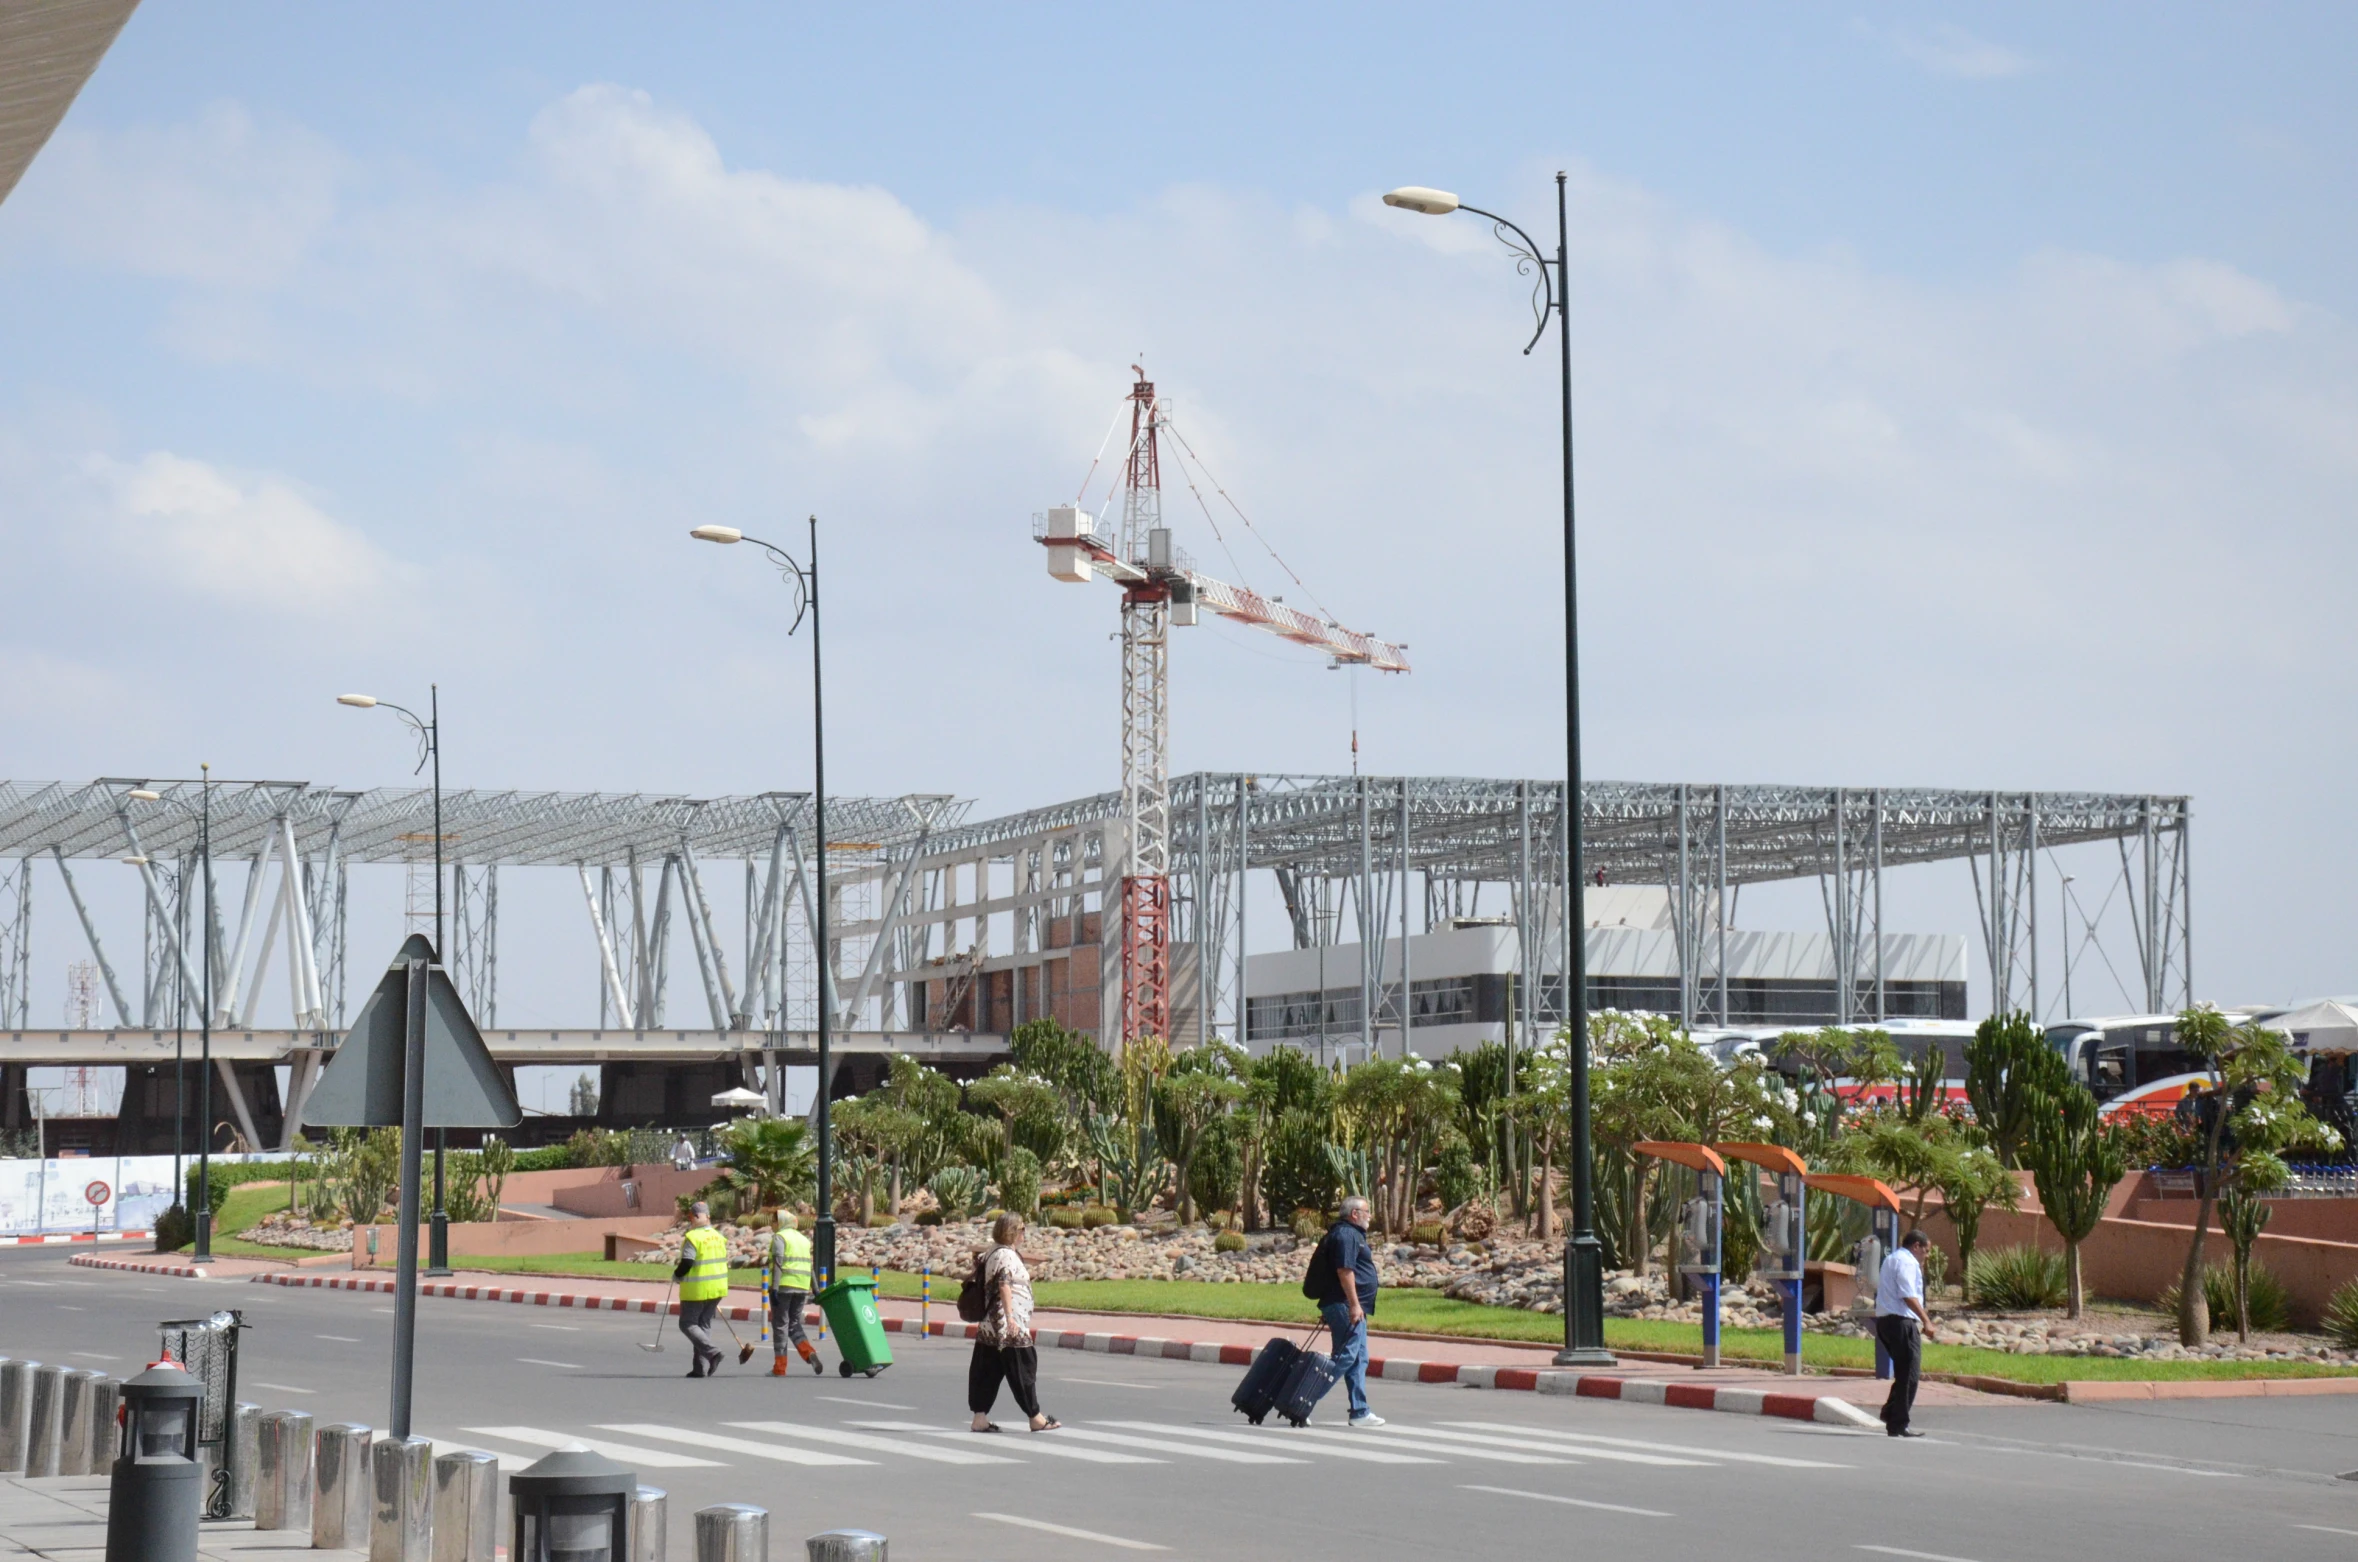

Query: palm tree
[717,1117,817,1213]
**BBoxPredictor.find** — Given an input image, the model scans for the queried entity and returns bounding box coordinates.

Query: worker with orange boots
[766,1213,823,1376]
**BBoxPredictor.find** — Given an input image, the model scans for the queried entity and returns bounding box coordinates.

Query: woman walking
[969,1212,1060,1433]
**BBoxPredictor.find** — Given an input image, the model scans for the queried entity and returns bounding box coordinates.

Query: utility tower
[1039,369,1410,1046]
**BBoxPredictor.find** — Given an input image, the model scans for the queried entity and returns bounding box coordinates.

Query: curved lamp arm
[1455,203,1557,356]
[690,521,816,634]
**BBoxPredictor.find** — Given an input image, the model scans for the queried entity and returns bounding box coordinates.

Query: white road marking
[1460,1484,1670,1518]
[599,1425,871,1468]
[724,1421,1016,1466]
[70,1353,121,1362]
[372,1308,395,1315]
[1299,1427,1576,1465]
[57,1304,86,1311]
[853,1421,1162,1465]
[1858,1548,1987,1562]
[1097,1420,1439,1465]
[317,1335,361,1343]
[973,1512,1166,1552]
[1048,1426,1301,1464]
[527,1324,579,1332]
[1061,1378,1165,1389]
[815,1395,915,1410]
[517,1359,582,1370]
[468,1427,723,1468]
[1416,1424,1707,1467]
[1442,1420,1852,1469]
[251,1383,315,1396]
[2296,1526,2358,1538]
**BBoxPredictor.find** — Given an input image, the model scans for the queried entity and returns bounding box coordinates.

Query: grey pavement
[5,1245,2355,1561]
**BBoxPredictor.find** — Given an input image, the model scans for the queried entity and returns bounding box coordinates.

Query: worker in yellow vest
[766,1212,822,1376]
[672,1200,731,1377]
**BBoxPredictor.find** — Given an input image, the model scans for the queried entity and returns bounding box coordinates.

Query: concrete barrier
[0,1358,27,1473]
[629,1486,668,1562]
[695,1504,769,1562]
[24,1363,63,1477]
[370,1435,434,1562]
[255,1409,315,1530]
[56,1370,93,1475]
[431,1450,499,1562]
[312,1423,374,1550]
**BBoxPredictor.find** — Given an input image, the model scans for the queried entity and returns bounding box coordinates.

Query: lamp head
[336,694,378,709]
[122,855,149,866]
[689,525,744,544]
[127,789,162,802]
[1383,186,1461,216]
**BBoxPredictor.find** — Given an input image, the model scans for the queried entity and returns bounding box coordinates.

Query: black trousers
[679,1297,723,1373]
[1877,1315,1922,1432]
[968,1341,1042,1418]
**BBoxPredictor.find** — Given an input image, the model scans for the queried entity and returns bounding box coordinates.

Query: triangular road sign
[300,933,521,1129]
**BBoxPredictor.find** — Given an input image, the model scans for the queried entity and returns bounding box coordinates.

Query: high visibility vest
[768,1227,813,1292]
[680,1226,730,1301]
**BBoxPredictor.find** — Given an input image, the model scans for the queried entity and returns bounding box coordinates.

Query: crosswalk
[428,1416,1855,1475]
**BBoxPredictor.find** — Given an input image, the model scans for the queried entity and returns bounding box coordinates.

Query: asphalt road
[5,1246,2356,1561]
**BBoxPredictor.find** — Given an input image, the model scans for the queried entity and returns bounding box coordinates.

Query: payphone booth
[1718,1143,1808,1376]
[1632,1141,1726,1368]
[1806,1174,1903,1379]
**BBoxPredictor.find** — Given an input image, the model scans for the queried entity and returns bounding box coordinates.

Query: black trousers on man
[1876,1314,1922,1433]
[967,1341,1042,1419]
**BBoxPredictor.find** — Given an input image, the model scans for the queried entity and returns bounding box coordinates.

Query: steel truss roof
[916,774,2188,888]
[0,781,967,866]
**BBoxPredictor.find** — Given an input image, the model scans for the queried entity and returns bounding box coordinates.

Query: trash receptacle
[814,1278,891,1378]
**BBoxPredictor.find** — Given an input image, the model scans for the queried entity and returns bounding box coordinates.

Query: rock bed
[239,1216,354,1252]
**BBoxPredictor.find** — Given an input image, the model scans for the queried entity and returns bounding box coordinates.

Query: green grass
[427,1259,2358,1386]
[202,1184,321,1260]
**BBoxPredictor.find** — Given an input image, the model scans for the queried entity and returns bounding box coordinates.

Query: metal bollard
[430,1450,499,1562]
[208,1402,261,1519]
[312,1424,374,1550]
[370,1435,433,1562]
[254,1409,315,1531]
[806,1531,887,1562]
[629,1486,668,1562]
[0,1358,27,1474]
[695,1504,769,1562]
[57,1369,94,1476]
[25,1363,64,1478]
[87,1378,121,1480]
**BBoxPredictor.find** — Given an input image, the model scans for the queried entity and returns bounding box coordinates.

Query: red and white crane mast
[1037,369,1410,1047]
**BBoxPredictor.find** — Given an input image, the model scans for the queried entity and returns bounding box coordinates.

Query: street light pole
[339,688,451,1273]
[690,516,836,1283]
[195,763,214,1265]
[1383,173,1612,1364]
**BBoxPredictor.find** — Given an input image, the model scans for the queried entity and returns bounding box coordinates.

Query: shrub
[1966,1245,2068,1310]
[1081,1206,1118,1229]
[510,1144,576,1173]
[1046,1206,1085,1229]
[929,1165,989,1222]
[153,1203,193,1253]
[2159,1264,2296,1334]
[1409,1218,1446,1247]
[866,1214,898,1229]
[182,1168,234,1222]
[2325,1280,2358,1350]
[996,1147,1042,1221]
[1261,1108,1337,1225]
[1188,1115,1242,1217]
[1213,1230,1246,1254]
[1290,1207,1328,1242]
[1434,1137,1479,1216]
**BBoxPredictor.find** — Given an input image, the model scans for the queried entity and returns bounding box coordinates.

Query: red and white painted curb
[70,1252,208,1278]
[1,1230,150,1247]
[229,1271,1880,1428]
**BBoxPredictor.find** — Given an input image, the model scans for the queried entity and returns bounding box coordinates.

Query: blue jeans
[1320,1301,1370,1418]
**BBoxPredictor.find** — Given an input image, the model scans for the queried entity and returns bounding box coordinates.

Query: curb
[70,1253,206,1278]
[2,1231,151,1248]
[238,1272,1877,1427]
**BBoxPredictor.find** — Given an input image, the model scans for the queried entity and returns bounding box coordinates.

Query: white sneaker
[1348,1413,1387,1429]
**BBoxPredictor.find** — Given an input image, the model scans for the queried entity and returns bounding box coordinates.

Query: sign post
[85,1179,110,1237]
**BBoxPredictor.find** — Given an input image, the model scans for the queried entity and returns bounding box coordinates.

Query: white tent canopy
[2262,999,2358,1055]
[710,1086,767,1114]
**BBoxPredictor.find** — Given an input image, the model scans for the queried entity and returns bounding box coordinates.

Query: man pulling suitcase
[1305,1195,1385,1428]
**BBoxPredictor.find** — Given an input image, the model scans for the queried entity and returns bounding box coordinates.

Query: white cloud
[86,451,404,612]
[1869,20,2040,80]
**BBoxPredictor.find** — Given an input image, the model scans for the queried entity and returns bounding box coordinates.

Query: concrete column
[24,1363,63,1477]
[696,1504,769,1562]
[255,1409,315,1530]
[86,1378,120,1474]
[0,1358,29,1473]
[806,1531,887,1562]
[312,1423,374,1550]
[629,1487,669,1562]
[370,1435,434,1562]
[430,1450,499,1562]
[56,1369,93,1475]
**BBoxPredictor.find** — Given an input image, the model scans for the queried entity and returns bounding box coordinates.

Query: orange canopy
[1632,1140,1727,1177]
[1804,1173,1901,1214]
[1714,1142,1808,1178]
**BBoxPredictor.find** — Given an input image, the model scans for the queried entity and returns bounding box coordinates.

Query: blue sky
[2,3,2353,1034]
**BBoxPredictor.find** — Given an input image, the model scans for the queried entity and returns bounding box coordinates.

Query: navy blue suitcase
[1232,1336,1303,1425]
[1274,1346,1341,1427]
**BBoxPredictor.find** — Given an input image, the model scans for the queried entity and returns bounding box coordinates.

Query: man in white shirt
[1874,1229,1937,1438]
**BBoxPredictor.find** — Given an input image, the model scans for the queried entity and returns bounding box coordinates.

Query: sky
[2,2,2354,1037]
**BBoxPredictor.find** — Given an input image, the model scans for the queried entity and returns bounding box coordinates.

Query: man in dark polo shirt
[1310,1195,1384,1427]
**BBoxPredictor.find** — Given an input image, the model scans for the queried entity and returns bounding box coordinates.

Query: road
[5,1246,2355,1561]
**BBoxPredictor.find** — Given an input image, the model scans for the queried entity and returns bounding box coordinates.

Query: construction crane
[1035,369,1411,1046]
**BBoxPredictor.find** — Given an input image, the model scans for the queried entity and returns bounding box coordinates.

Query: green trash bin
[816,1275,893,1377]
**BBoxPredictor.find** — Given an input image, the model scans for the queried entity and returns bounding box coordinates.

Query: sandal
[1031,1417,1063,1432]
[971,1422,1005,1434]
